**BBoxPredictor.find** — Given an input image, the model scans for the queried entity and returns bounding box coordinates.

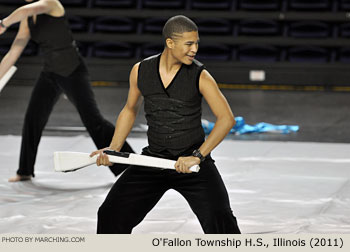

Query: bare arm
[0,20,30,79]
[175,69,235,173]
[0,0,63,29]
[109,63,143,151]
[197,70,235,156]
[90,63,143,165]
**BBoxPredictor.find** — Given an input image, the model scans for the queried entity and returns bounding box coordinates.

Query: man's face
[170,31,199,65]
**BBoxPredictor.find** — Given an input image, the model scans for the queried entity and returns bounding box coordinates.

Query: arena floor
[0,136,349,234]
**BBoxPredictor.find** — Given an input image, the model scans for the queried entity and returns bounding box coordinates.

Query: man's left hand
[175,156,200,173]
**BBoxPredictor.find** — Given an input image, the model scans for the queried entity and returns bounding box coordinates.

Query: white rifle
[54,150,200,173]
[0,66,17,93]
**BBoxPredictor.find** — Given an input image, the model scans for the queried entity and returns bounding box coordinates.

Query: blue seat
[92,0,137,8]
[238,0,280,10]
[141,0,186,9]
[288,47,329,63]
[339,0,350,10]
[0,0,24,5]
[75,41,90,57]
[91,42,135,58]
[338,47,350,63]
[67,16,90,32]
[195,18,232,35]
[142,18,167,34]
[60,0,88,7]
[238,45,280,62]
[288,0,331,11]
[141,44,164,58]
[92,17,136,33]
[238,20,281,36]
[190,0,233,10]
[339,23,350,37]
[288,21,331,38]
[196,45,231,61]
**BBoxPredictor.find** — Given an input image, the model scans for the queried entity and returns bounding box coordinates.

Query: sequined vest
[138,54,205,156]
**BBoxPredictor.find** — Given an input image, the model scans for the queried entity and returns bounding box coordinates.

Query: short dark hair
[162,15,198,41]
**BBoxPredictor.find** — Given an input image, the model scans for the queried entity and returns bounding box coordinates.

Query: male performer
[0,0,134,182]
[91,15,241,234]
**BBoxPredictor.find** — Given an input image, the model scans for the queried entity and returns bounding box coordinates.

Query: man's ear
[166,38,174,49]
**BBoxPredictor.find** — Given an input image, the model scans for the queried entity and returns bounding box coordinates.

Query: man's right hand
[90,147,114,166]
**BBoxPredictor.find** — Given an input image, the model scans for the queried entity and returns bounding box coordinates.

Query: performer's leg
[15,72,62,179]
[56,62,134,176]
[97,166,167,233]
[172,159,241,234]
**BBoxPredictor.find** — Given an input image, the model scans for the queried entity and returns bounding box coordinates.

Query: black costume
[97,54,240,234]
[17,15,133,177]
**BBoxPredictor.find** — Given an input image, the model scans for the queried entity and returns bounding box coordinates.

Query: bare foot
[8,175,32,182]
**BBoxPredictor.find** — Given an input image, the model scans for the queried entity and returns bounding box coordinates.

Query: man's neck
[160,50,182,73]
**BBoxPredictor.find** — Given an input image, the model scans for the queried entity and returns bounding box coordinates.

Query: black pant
[97,148,241,234]
[17,62,133,177]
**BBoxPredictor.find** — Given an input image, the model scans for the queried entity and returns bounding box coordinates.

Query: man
[91,15,240,234]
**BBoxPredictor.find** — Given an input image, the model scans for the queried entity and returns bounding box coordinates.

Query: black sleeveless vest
[138,54,205,156]
[28,15,81,76]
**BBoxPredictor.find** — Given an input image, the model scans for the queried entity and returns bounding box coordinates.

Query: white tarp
[1,135,349,234]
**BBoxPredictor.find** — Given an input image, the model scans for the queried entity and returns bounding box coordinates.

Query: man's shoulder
[141,54,160,64]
